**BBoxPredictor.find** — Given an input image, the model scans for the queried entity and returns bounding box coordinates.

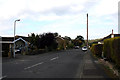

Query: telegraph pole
[87,13,88,47]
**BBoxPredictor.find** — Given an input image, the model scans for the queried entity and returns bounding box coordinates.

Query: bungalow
[90,29,120,45]
[90,34,120,45]
[1,36,30,57]
[56,36,66,50]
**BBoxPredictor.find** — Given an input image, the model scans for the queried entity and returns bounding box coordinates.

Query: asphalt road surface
[2,49,110,79]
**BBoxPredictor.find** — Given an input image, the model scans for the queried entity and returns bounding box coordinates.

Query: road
[2,49,109,79]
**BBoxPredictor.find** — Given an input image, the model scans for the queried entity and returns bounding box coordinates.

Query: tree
[29,33,40,49]
[75,35,84,42]
[39,32,58,51]
[54,32,58,37]
[29,33,35,45]
[73,35,85,47]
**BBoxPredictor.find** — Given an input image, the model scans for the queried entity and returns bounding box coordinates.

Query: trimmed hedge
[91,43,103,58]
[103,37,120,69]
[103,38,113,61]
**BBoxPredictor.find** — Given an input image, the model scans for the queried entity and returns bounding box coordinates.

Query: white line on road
[24,62,44,70]
[50,57,59,61]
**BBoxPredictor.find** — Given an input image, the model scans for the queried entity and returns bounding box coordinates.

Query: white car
[15,49,21,53]
[82,46,87,51]
[74,46,80,49]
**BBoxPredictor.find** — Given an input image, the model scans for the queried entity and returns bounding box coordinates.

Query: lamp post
[13,19,20,58]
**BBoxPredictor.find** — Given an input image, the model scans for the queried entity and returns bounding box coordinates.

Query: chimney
[112,29,113,34]
[111,29,114,38]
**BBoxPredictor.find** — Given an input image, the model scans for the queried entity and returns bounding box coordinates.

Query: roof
[13,37,27,44]
[90,34,120,45]
[101,34,120,42]
[2,37,14,41]
[1,36,30,44]
[0,41,13,44]
[2,36,30,42]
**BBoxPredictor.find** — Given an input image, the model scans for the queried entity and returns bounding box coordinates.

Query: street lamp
[13,19,20,58]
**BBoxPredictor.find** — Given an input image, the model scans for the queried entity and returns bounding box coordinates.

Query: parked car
[15,49,21,54]
[82,46,87,51]
[74,46,80,49]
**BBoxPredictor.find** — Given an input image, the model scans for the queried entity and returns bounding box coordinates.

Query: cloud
[0,0,26,19]
[89,0,119,17]
[0,0,119,39]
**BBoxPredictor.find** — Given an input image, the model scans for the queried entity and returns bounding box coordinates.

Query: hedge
[91,43,103,58]
[103,37,120,69]
[27,49,46,55]
[103,38,113,61]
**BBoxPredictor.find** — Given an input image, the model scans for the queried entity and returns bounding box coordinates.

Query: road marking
[50,57,58,61]
[24,62,44,70]
[0,75,7,79]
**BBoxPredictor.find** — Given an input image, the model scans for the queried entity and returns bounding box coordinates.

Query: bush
[91,43,103,58]
[103,37,120,70]
[67,43,74,49]
[112,37,120,69]
[103,39,113,61]
[27,49,46,55]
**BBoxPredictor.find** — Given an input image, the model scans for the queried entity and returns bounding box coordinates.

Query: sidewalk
[80,50,110,79]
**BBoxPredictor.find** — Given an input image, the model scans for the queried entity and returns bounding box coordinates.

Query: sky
[0,0,119,39]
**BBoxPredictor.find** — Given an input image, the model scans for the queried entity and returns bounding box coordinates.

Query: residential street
[2,49,109,79]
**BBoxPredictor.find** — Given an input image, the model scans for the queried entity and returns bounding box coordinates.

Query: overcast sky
[0,0,119,39]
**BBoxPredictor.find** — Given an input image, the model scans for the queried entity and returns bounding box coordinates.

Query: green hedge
[103,38,113,61]
[91,43,103,58]
[103,37,120,69]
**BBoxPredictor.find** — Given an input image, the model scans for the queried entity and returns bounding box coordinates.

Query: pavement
[2,49,113,79]
[80,50,109,79]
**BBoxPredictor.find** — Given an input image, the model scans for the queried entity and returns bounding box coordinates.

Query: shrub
[103,39,112,61]
[27,49,46,55]
[112,37,120,69]
[91,43,103,58]
[67,43,74,49]
[103,37,120,70]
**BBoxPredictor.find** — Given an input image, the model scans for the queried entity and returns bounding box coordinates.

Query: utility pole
[87,13,88,47]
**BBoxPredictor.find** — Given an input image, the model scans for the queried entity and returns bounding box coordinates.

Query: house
[93,34,120,45]
[100,34,120,42]
[56,36,66,50]
[90,30,120,46]
[1,36,30,57]
[91,32,120,45]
